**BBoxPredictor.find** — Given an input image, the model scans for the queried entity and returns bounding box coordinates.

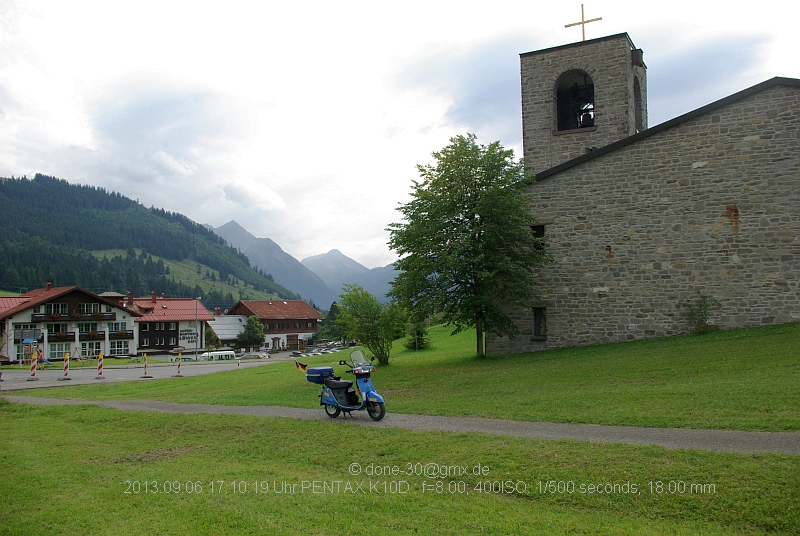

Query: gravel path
[4,395,799,455]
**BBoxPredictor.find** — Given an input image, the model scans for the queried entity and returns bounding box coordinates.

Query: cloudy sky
[1,1,797,268]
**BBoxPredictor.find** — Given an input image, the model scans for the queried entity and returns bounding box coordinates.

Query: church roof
[536,76,800,182]
[520,32,635,58]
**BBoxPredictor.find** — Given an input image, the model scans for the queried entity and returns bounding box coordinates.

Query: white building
[0,283,140,362]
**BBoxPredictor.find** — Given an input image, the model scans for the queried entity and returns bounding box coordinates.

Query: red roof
[128,296,214,323]
[0,285,139,320]
[0,296,29,315]
[230,300,323,321]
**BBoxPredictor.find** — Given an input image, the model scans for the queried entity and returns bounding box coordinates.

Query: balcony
[31,311,117,322]
[109,330,134,340]
[47,331,76,342]
[79,331,106,342]
[86,312,117,321]
[32,312,69,322]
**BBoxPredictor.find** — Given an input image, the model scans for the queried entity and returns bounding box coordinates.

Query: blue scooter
[306,350,385,421]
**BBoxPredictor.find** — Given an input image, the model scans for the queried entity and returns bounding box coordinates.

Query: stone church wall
[489,84,800,354]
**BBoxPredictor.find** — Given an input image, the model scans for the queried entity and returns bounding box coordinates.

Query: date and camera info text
[123,462,716,497]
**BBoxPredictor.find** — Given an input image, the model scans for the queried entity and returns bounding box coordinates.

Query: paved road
[3,395,798,456]
[0,354,291,391]
[2,356,798,456]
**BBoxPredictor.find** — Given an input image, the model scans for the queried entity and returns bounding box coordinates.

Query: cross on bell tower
[565,4,602,41]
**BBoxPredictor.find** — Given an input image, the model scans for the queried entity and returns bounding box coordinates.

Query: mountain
[0,174,297,310]
[301,249,397,302]
[301,249,369,296]
[212,221,337,308]
[348,263,398,301]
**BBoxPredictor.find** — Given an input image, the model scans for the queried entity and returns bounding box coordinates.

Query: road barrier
[58,352,72,381]
[140,353,153,379]
[172,353,184,378]
[95,353,106,380]
[27,351,39,381]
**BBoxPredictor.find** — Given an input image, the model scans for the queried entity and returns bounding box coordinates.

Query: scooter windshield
[350,350,370,367]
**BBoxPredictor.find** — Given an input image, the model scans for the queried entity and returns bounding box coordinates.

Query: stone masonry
[520,33,647,174]
[489,80,800,354]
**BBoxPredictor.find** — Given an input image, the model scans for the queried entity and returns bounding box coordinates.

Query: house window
[79,303,101,314]
[49,342,69,359]
[109,341,129,356]
[47,323,67,334]
[170,337,177,345]
[169,323,177,330]
[556,70,595,131]
[45,303,68,314]
[108,322,127,331]
[532,308,547,339]
[531,224,546,251]
[142,338,150,347]
[77,323,98,333]
[141,324,149,331]
[80,342,101,358]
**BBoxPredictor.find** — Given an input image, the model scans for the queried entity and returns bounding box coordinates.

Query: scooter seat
[324,378,353,390]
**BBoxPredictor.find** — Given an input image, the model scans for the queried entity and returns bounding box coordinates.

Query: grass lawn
[14,323,800,431]
[1,400,797,535]
[1,324,798,534]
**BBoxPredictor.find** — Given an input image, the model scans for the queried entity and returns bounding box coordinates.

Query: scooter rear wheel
[367,402,385,421]
[324,404,341,418]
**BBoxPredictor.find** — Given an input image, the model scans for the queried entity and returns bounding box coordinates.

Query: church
[488,32,800,354]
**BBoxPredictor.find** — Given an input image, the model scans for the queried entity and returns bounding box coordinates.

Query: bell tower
[520,33,647,173]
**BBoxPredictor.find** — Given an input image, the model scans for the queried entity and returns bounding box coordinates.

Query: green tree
[316,301,348,342]
[336,285,406,364]
[205,325,220,349]
[237,315,265,347]
[388,134,550,358]
[403,319,431,351]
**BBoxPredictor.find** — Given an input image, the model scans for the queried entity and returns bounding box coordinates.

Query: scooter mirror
[339,360,347,365]
[370,356,375,362]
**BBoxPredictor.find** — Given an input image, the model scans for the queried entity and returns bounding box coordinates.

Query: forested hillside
[0,174,298,309]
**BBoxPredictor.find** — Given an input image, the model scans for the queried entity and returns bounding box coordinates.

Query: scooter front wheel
[324,404,341,418]
[367,402,385,421]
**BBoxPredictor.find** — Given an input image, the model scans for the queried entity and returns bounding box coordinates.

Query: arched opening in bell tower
[556,70,595,131]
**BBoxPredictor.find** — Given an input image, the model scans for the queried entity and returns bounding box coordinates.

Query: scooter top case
[306,366,334,384]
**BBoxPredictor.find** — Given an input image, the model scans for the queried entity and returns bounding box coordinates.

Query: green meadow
[1,324,799,534]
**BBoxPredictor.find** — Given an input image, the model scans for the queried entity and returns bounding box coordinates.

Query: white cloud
[0,0,798,268]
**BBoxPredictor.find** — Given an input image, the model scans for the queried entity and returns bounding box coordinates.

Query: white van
[199,350,236,361]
